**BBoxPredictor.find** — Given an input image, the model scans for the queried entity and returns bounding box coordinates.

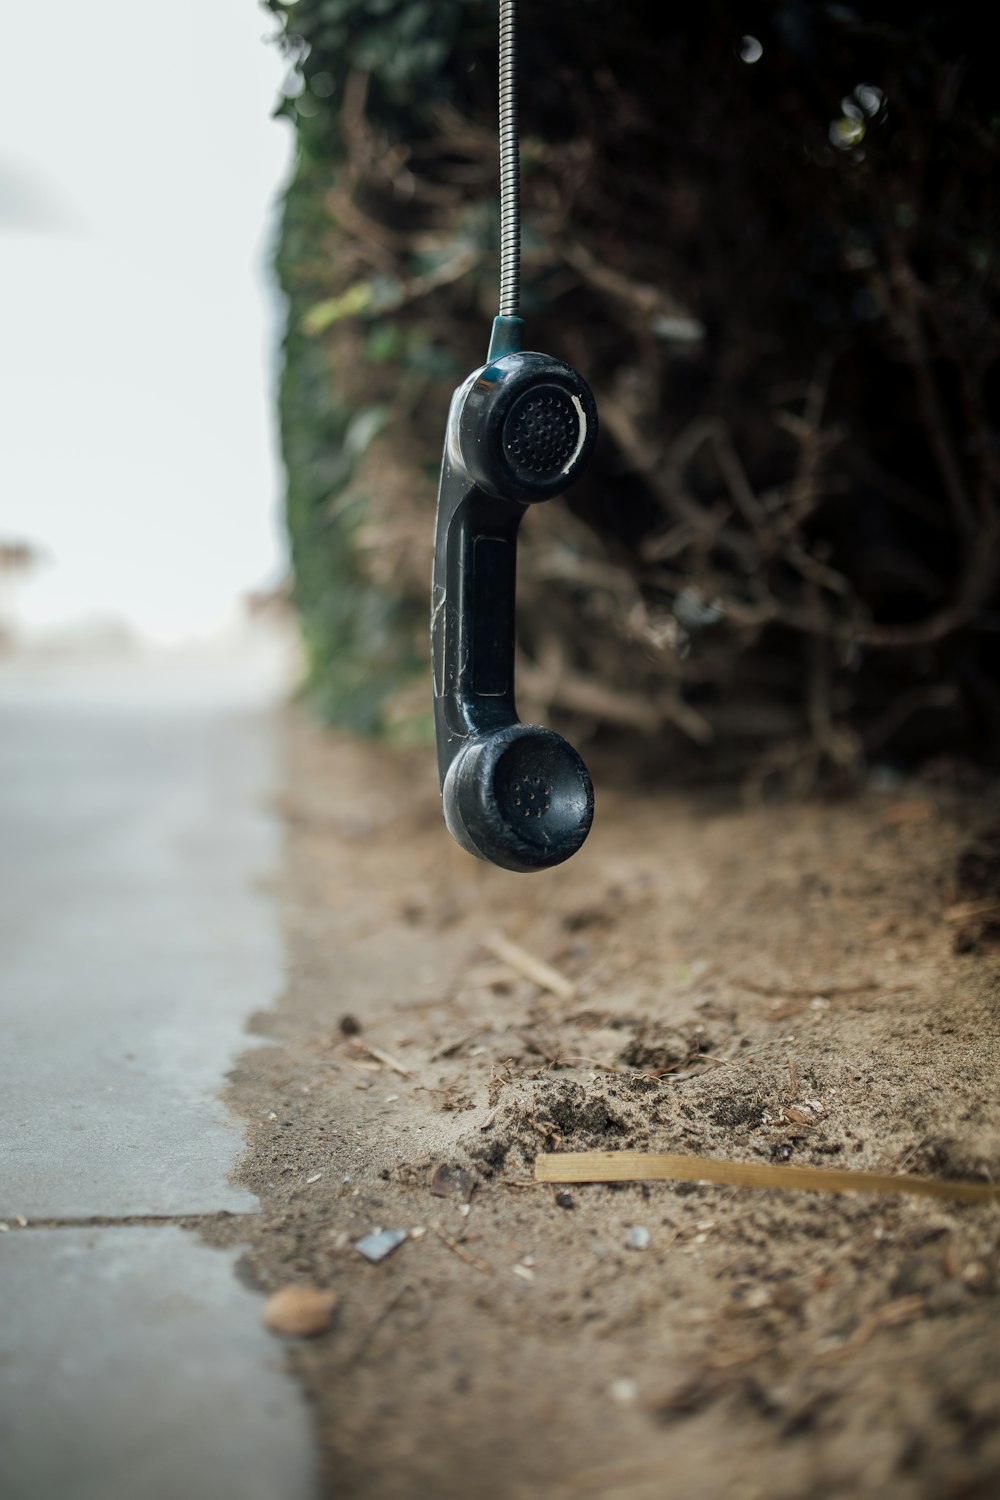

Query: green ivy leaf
[301,282,373,334]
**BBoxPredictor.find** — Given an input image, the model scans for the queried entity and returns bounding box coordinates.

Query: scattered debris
[227,716,1000,1496]
[355,1228,409,1263]
[817,1295,926,1363]
[429,1162,477,1202]
[263,1284,338,1338]
[480,930,576,1000]
[459,963,519,993]
[434,1227,491,1273]
[944,898,1000,923]
[518,1029,579,1069]
[347,1040,412,1077]
[713,1093,765,1129]
[618,1025,713,1076]
[787,1058,799,1101]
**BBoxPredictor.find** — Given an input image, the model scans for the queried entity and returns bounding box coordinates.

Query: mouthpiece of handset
[442,723,594,873]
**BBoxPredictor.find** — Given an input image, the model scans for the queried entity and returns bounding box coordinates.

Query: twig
[892,257,977,537]
[560,239,702,338]
[518,657,663,734]
[943,898,1000,923]
[733,977,913,1000]
[816,1296,926,1365]
[434,1227,492,1274]
[481,931,576,1001]
[343,1282,419,1371]
[349,1041,412,1078]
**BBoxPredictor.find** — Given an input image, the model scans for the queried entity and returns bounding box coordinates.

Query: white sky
[0,0,294,645]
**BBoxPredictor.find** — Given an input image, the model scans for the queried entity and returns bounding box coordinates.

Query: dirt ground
[212,713,1000,1500]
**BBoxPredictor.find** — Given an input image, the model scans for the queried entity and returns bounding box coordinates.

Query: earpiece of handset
[432,348,598,872]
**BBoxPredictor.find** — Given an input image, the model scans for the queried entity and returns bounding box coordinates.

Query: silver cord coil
[498,0,520,318]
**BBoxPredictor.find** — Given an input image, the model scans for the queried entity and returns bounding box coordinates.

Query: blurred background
[1,0,292,658]
[1,0,997,763]
[264,0,999,788]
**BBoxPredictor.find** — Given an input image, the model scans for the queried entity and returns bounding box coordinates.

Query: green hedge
[268,1,1000,773]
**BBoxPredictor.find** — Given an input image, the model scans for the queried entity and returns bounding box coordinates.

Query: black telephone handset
[432,2,598,871]
[432,317,598,872]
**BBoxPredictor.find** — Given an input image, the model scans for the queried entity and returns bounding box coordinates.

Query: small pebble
[962,1260,992,1293]
[610,1378,638,1405]
[555,1191,574,1210]
[625,1226,651,1251]
[263,1284,337,1338]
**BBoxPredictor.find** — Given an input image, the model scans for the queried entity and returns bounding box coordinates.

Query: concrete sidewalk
[0,643,317,1500]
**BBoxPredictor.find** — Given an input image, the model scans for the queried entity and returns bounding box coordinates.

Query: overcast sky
[0,0,294,644]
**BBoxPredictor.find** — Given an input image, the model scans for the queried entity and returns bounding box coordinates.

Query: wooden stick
[349,1041,412,1078]
[534,1150,1000,1203]
[481,931,576,1000]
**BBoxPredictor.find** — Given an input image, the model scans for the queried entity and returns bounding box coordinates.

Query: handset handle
[431,350,597,872]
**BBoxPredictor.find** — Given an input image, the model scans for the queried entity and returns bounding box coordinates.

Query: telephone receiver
[432,315,598,872]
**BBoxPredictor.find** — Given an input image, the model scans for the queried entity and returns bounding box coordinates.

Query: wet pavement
[0,645,317,1500]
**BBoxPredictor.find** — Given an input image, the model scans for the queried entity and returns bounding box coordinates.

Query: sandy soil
[215,714,1000,1500]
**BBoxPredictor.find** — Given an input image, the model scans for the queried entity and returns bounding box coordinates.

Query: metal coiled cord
[498,0,520,319]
